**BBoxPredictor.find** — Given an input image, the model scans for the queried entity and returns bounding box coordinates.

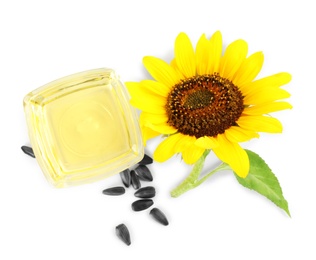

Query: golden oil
[24,68,143,187]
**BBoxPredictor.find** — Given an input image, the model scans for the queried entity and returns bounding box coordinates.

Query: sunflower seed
[134,186,156,198]
[102,186,125,196]
[130,170,141,190]
[134,165,153,181]
[115,223,131,246]
[138,154,153,165]
[149,208,169,226]
[21,146,35,158]
[119,169,131,188]
[131,199,153,211]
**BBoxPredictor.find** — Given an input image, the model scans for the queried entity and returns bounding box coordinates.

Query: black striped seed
[120,169,131,188]
[134,165,153,182]
[130,170,141,190]
[149,208,169,226]
[138,154,153,165]
[115,224,131,246]
[131,199,153,211]
[102,186,125,196]
[134,186,156,198]
[21,146,35,158]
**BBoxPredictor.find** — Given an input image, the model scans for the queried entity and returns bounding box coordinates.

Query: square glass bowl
[23,68,144,187]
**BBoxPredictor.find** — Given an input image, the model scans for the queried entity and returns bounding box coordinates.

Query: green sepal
[234,149,290,216]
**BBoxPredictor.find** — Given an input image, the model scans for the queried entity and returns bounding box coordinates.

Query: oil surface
[44,86,129,172]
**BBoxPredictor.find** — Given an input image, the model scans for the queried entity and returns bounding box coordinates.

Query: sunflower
[126,31,291,178]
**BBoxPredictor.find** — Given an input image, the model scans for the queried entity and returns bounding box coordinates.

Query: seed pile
[102,154,169,246]
[21,147,168,246]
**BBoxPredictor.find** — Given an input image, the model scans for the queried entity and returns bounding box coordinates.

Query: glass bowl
[23,68,144,187]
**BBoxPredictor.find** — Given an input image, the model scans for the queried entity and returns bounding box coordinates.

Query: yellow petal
[139,111,148,125]
[237,115,283,133]
[232,52,264,87]
[240,72,292,95]
[139,113,161,145]
[170,58,186,78]
[213,134,249,178]
[141,112,169,125]
[224,126,259,143]
[158,133,205,164]
[129,99,165,114]
[196,34,211,75]
[153,134,182,162]
[243,87,291,105]
[126,82,166,103]
[208,31,222,74]
[126,82,166,113]
[196,31,222,75]
[195,136,218,149]
[141,125,160,146]
[146,122,177,134]
[182,145,205,164]
[143,56,181,87]
[125,81,141,99]
[219,39,248,80]
[140,80,171,97]
[174,134,196,152]
[170,58,178,69]
[175,32,196,78]
[243,102,293,115]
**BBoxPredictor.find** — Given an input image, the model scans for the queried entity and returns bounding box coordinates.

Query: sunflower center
[166,73,244,138]
[183,89,214,109]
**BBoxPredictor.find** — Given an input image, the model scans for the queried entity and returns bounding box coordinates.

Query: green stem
[170,151,231,198]
[196,163,231,186]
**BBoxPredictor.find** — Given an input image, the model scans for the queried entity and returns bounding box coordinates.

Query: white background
[1,0,315,259]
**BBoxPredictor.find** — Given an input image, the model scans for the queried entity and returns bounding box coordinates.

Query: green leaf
[234,149,290,216]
